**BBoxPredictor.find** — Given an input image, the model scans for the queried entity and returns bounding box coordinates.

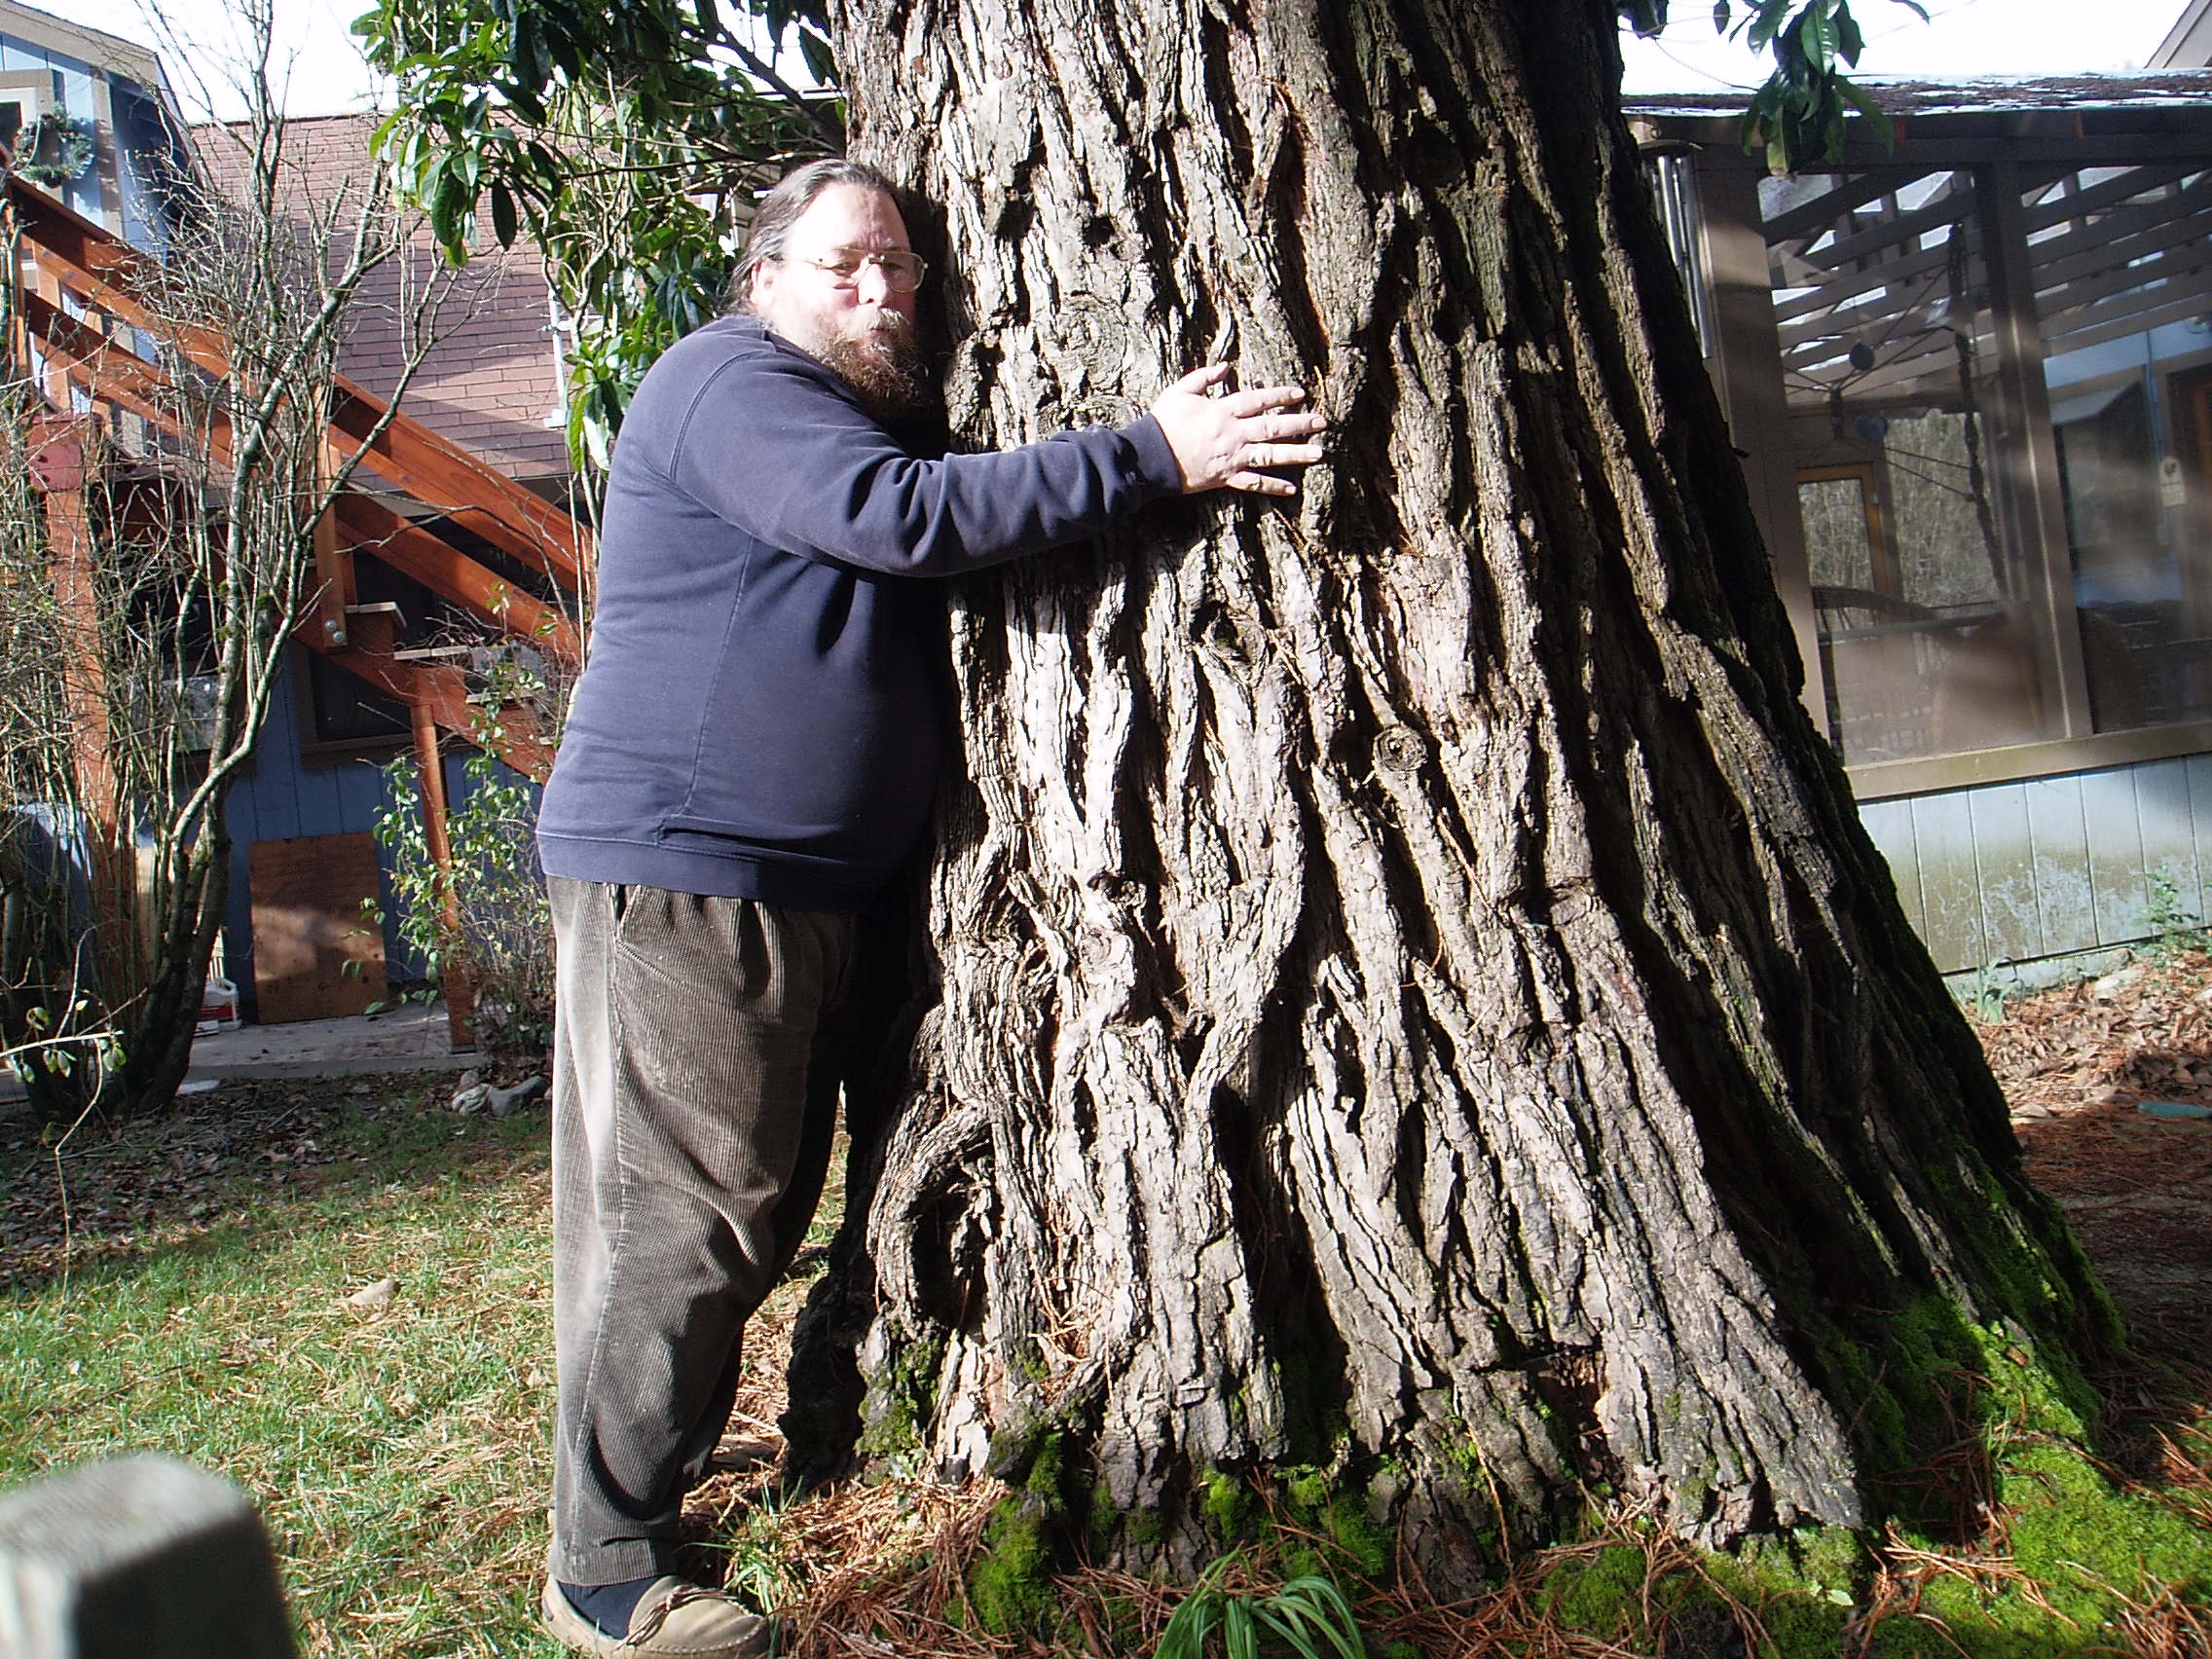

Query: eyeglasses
[780,246,929,293]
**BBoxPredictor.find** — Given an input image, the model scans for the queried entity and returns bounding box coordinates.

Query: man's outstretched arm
[1148,362,1329,498]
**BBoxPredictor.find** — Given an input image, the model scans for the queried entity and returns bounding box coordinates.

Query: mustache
[849,309,914,341]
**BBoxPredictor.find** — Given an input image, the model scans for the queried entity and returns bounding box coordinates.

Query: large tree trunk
[795,0,2117,1583]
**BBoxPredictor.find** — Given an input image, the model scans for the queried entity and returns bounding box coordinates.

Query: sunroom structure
[1633,76,2212,977]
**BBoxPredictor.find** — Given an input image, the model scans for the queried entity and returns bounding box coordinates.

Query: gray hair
[728,158,904,314]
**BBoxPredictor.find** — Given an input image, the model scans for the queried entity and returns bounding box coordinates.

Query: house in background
[28,0,2212,1027]
[0,0,189,249]
[1628,71,2212,979]
[2153,2,2212,67]
[13,2,582,1031]
[201,111,575,1023]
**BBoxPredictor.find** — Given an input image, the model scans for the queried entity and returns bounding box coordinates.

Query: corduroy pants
[545,876,856,1586]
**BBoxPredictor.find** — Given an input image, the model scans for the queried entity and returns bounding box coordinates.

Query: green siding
[1866,756,2212,976]
[2080,767,2149,947]
[1969,784,2041,963]
[1910,793,1985,972]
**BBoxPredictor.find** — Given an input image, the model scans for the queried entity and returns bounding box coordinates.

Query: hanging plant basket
[11,115,96,188]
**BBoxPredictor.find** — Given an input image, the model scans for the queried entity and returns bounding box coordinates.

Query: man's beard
[812,312,933,424]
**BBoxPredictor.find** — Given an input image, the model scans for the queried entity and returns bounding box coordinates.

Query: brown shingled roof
[192,113,571,483]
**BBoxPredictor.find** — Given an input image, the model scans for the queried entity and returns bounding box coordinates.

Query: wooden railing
[8,173,588,783]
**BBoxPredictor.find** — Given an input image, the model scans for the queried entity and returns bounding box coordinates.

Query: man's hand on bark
[1151,364,1328,498]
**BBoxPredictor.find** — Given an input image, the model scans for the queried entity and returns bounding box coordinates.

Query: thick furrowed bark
[801,0,2117,1579]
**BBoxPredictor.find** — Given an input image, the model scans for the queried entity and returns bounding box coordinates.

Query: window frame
[1673,125,2212,800]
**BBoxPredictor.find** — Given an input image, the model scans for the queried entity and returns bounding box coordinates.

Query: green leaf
[490,180,519,246]
[1274,1577,1364,1659]
[1800,1,1837,73]
[1835,2,1863,63]
[510,8,547,85]
[1837,73,1898,150]
[1156,1594,1220,1659]
[1222,1597,1258,1659]
[797,25,836,85]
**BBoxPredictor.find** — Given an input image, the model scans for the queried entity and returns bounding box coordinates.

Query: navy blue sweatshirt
[536,314,1184,910]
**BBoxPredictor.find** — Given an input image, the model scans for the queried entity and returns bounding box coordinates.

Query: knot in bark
[1374,724,1426,776]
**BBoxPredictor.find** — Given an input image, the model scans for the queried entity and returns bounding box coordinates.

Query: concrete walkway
[184,1001,477,1082]
[2,1002,476,1108]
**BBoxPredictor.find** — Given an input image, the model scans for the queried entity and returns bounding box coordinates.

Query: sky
[63,0,2207,122]
[71,0,384,121]
[1618,0,2192,92]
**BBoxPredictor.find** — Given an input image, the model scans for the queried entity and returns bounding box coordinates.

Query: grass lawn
[5,997,2212,1657]
[0,1077,1034,1658]
[0,1078,564,1654]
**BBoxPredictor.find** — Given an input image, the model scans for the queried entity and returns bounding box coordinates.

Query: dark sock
[560,1575,658,1639]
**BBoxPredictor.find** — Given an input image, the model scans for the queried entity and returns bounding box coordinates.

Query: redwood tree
[781,0,2116,1581]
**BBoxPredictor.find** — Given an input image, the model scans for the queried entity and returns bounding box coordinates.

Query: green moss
[1283,1468,1329,1514]
[1124,1505,1167,1551]
[1322,1492,1390,1577]
[1088,1477,1122,1555]
[1963,1326,2089,1440]
[1798,1286,2103,1534]
[1757,1594,1854,1658]
[1199,1469,1257,1542]
[1920,1160,2122,1363]
[2003,1446,2210,1623]
[967,1504,1055,1637]
[1266,1461,1390,1577]
[1870,1570,2066,1657]
[857,1328,943,1462]
[1022,1430,1066,1502]
[967,1430,1079,1637]
[1542,1544,1647,1639]
[1792,1524,1863,1599]
[1857,1446,2212,1656]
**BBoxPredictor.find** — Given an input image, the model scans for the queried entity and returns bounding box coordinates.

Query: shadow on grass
[0,1072,551,1298]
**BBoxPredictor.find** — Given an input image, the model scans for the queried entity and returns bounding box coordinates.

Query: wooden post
[410,698,476,1051]
[0,1455,295,1658]
[310,436,353,656]
[27,415,133,1004]
[21,220,72,414]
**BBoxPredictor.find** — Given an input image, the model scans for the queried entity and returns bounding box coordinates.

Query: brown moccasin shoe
[539,1574,771,1657]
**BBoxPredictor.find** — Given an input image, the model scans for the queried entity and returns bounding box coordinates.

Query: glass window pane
[1763,167,2055,763]
[2029,166,2212,734]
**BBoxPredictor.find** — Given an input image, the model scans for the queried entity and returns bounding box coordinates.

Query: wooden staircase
[10,172,588,783]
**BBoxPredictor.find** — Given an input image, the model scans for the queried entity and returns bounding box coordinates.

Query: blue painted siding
[217,652,537,1014]
[1968,784,2040,963]
[1867,755,2212,975]
[0,33,182,254]
[2023,775,2093,962]
[1,34,106,226]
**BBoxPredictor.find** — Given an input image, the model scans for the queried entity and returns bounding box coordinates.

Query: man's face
[750,183,929,420]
